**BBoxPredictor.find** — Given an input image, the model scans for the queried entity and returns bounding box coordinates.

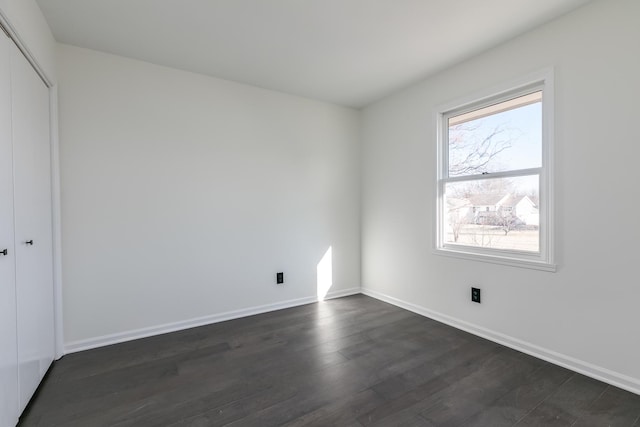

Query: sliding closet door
[10,42,54,412]
[0,32,19,427]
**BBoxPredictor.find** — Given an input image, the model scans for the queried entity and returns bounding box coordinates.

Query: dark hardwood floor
[18,295,640,426]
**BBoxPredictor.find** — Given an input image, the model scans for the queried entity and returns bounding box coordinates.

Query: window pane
[444,175,539,252]
[448,92,542,177]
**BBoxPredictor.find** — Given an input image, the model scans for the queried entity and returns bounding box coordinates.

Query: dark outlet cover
[471,287,481,303]
[276,272,284,284]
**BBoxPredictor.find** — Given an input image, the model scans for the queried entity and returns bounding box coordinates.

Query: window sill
[433,247,556,272]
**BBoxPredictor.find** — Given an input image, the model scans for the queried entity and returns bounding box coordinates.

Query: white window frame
[435,69,555,272]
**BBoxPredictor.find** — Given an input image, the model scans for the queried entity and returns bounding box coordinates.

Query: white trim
[435,68,554,116]
[318,287,361,301]
[541,70,555,268]
[434,68,555,271]
[443,167,541,183]
[361,287,640,396]
[49,86,64,359]
[0,11,52,88]
[432,247,556,272]
[64,287,361,354]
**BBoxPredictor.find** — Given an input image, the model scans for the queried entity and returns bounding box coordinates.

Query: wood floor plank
[515,374,609,426]
[357,343,507,425]
[460,363,574,426]
[571,386,640,427]
[361,349,543,426]
[17,295,640,427]
[282,388,383,427]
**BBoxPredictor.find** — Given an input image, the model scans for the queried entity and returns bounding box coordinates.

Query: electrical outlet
[276,272,284,284]
[471,287,481,303]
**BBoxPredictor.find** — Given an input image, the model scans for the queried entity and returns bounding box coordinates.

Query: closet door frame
[0,10,64,360]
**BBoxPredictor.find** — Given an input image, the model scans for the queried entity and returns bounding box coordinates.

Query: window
[436,71,555,271]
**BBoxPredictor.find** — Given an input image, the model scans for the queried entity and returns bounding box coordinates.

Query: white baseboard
[361,287,640,396]
[64,285,639,396]
[64,287,360,354]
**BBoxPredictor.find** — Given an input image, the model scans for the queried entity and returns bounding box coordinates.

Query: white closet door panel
[10,42,54,413]
[0,33,19,427]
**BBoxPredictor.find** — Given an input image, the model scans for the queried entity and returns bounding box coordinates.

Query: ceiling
[37,0,593,108]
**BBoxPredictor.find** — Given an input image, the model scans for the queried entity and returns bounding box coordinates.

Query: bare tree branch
[448,122,512,177]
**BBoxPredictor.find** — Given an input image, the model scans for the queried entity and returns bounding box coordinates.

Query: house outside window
[435,71,555,271]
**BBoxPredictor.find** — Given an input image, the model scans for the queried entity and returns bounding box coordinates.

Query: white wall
[0,0,56,83]
[57,44,361,348]
[361,0,640,392]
